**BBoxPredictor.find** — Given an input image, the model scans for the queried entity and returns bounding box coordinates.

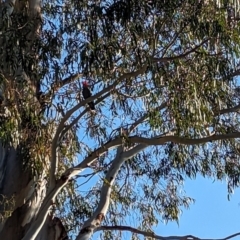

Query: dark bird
[82,81,95,110]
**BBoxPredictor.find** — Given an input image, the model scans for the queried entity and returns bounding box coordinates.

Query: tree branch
[123,144,148,159]
[96,226,240,240]
[129,132,240,145]
[49,66,148,189]
[153,38,209,63]
[219,104,240,115]
[22,178,69,240]
[50,40,214,189]
[24,128,240,239]
[231,69,240,78]
[62,137,123,179]
[76,146,125,239]
[76,143,148,239]
[96,225,178,240]
[44,73,83,101]
[59,92,111,142]
[161,27,185,57]
[63,131,240,180]
[24,138,122,239]
[26,130,240,239]
[128,101,167,133]
[68,125,240,239]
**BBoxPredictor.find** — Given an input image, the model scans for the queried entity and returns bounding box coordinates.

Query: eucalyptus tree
[0,0,240,240]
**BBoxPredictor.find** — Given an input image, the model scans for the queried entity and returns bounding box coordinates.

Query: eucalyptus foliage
[1,0,240,239]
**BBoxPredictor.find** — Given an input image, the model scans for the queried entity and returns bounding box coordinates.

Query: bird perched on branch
[82,81,95,110]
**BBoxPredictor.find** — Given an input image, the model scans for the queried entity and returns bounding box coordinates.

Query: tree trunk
[0,144,46,238]
[0,1,66,239]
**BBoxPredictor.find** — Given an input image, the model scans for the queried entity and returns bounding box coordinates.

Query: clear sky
[91,176,240,240]
[155,176,240,239]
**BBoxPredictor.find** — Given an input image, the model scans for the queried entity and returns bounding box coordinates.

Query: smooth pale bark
[0,0,60,239]
[76,144,148,240]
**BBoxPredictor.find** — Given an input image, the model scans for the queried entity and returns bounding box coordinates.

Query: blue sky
[90,176,240,240]
[44,3,240,239]
[156,176,240,239]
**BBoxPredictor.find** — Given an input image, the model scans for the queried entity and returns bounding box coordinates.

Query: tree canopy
[0,0,240,239]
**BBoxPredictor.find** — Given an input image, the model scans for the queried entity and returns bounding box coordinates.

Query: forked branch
[76,144,148,240]
[49,66,148,188]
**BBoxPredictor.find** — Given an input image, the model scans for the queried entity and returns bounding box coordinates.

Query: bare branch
[24,125,240,240]
[231,69,240,78]
[129,132,240,145]
[23,138,122,239]
[219,104,240,115]
[128,101,167,133]
[44,73,83,101]
[96,225,179,240]
[76,146,125,239]
[96,226,240,240]
[63,137,123,179]
[26,130,240,239]
[63,131,240,180]
[76,143,148,239]
[59,92,111,142]
[153,38,209,63]
[123,144,148,159]
[161,28,185,57]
